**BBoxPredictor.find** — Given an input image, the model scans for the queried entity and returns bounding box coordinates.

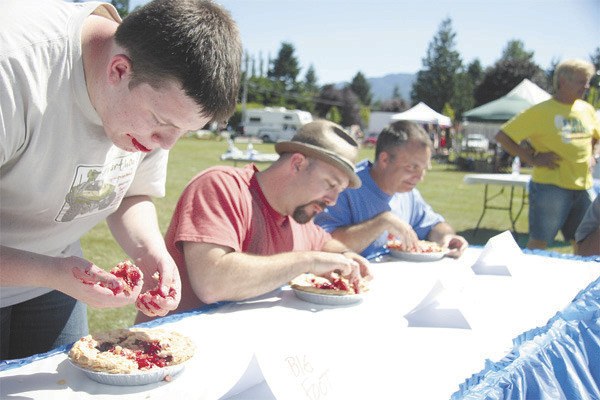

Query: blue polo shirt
[314,160,444,259]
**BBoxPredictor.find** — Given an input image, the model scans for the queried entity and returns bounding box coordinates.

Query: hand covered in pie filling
[135,256,181,317]
[337,251,372,293]
[291,270,370,295]
[385,215,419,251]
[307,250,371,294]
[67,258,143,308]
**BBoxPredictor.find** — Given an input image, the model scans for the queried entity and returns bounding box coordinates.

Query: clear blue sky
[130,0,598,84]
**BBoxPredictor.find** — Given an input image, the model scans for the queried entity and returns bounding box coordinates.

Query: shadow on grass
[457,228,573,251]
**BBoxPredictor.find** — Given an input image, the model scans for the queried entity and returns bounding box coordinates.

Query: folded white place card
[471,230,522,276]
[404,280,471,330]
[220,355,269,399]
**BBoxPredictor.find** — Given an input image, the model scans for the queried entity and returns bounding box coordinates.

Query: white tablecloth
[2,248,599,399]
[463,173,531,188]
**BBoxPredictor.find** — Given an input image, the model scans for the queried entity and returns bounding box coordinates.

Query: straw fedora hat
[275,120,361,188]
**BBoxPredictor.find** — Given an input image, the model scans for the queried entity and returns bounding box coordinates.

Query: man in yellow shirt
[496,59,600,250]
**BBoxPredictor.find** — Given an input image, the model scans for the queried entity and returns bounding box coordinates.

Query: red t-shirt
[165,164,331,308]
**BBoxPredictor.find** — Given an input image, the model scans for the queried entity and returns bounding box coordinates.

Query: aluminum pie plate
[388,249,449,262]
[69,360,186,386]
[292,288,363,305]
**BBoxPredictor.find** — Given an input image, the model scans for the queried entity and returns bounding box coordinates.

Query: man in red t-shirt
[136,120,372,321]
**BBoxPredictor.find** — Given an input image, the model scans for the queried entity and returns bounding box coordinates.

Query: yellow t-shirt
[501,98,600,190]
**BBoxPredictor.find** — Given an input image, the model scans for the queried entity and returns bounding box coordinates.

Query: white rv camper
[241,107,313,143]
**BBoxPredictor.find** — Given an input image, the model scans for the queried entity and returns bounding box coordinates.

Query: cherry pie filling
[387,240,443,253]
[95,339,172,370]
[138,286,177,309]
[109,262,143,295]
[416,242,443,253]
[80,261,142,295]
[310,276,350,291]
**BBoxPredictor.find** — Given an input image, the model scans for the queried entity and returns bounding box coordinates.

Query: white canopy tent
[391,102,452,128]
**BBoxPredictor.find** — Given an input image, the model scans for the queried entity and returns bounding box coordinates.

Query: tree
[450,70,474,120]
[359,106,371,130]
[328,106,342,125]
[111,0,129,18]
[300,65,320,113]
[245,76,286,106]
[315,85,361,127]
[268,42,300,89]
[239,44,319,112]
[585,47,600,108]
[258,51,266,77]
[441,103,455,122]
[378,98,409,112]
[304,65,319,92]
[474,40,547,106]
[250,55,257,78]
[466,59,484,87]
[590,47,600,87]
[350,71,372,106]
[411,18,463,113]
[545,57,561,92]
[378,85,409,112]
[501,39,534,61]
[373,86,407,112]
[242,51,251,79]
[286,81,316,112]
[315,85,342,119]
[339,87,362,127]
[448,59,482,119]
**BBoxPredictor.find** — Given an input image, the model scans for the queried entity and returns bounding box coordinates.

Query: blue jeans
[0,290,88,360]
[528,182,593,244]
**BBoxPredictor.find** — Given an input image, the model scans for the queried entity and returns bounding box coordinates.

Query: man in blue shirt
[315,120,468,259]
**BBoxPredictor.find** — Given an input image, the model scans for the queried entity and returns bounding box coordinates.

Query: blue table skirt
[452,273,600,399]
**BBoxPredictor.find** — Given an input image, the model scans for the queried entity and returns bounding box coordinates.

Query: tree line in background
[82,2,600,131]
[236,18,600,131]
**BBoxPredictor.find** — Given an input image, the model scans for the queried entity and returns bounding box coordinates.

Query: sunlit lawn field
[83,136,570,333]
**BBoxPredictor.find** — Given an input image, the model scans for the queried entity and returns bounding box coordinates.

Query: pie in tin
[68,328,194,375]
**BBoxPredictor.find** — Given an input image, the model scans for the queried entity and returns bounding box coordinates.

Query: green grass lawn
[83,136,571,333]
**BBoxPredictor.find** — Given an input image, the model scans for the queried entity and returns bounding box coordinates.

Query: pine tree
[350,72,373,106]
[410,18,462,112]
[585,47,600,108]
[268,42,300,89]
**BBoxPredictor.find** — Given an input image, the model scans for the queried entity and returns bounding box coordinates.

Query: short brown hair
[115,0,242,123]
[375,120,431,160]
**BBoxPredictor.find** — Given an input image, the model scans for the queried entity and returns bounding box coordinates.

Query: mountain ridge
[368,72,416,102]
[336,72,416,102]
